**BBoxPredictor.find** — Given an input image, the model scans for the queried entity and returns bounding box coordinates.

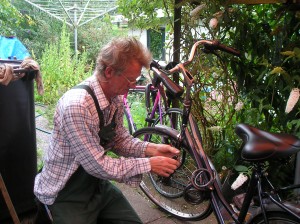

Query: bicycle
[123,85,147,134]
[123,68,184,134]
[133,39,300,223]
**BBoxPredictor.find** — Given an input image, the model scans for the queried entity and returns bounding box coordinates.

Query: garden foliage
[1,0,299,178]
[35,23,92,105]
[119,0,300,174]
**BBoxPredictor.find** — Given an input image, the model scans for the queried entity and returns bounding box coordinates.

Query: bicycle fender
[154,124,181,138]
[153,125,194,154]
[143,124,188,147]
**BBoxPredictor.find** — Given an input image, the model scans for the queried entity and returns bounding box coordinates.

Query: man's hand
[149,156,180,177]
[145,143,180,158]
[145,143,180,177]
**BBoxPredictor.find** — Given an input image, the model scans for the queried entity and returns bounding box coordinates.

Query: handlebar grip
[205,40,241,57]
[150,60,162,70]
[152,69,184,98]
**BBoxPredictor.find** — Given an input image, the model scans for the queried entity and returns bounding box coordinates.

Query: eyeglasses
[121,73,137,86]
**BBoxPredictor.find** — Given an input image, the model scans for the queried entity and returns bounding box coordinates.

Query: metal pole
[74,4,78,57]
[74,26,78,56]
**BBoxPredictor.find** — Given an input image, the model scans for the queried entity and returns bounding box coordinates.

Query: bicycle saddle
[235,123,300,161]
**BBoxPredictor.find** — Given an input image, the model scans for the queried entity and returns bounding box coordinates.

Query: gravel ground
[35,105,52,161]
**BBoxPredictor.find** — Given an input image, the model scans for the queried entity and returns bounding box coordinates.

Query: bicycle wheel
[251,211,300,223]
[133,127,211,220]
[154,108,183,130]
[123,107,134,134]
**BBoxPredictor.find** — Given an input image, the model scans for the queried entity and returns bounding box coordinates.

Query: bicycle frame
[123,82,171,133]
[150,40,300,223]
[170,66,300,224]
[123,86,146,133]
[179,74,240,223]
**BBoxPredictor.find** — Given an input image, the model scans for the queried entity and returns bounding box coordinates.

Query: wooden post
[172,0,181,110]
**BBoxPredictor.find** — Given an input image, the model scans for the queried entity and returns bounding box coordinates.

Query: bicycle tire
[136,125,191,198]
[251,211,300,223]
[145,83,155,112]
[123,107,134,134]
[154,108,183,130]
[133,126,212,220]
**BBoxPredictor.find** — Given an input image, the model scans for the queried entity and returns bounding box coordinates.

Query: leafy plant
[127,92,147,130]
[0,0,33,36]
[149,29,165,60]
[35,23,92,105]
[76,17,129,63]
[118,1,300,179]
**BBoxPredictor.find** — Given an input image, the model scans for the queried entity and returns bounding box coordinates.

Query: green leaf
[269,66,286,75]
[294,47,300,60]
[234,165,249,172]
[280,51,295,57]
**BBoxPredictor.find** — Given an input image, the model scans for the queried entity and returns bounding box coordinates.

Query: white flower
[190,4,206,18]
[209,18,218,29]
[212,72,218,78]
[235,101,244,111]
[231,173,248,190]
[208,126,222,132]
[285,88,300,113]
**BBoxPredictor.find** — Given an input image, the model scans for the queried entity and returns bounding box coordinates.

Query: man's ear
[104,66,113,79]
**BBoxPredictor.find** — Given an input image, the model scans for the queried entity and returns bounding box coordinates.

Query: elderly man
[34,37,180,224]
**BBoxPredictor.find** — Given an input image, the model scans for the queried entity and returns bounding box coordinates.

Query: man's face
[109,60,142,96]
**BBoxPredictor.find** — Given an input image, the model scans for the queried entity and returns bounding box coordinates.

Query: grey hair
[95,37,152,76]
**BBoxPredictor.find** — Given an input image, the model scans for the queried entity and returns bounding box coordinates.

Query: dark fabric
[48,167,142,224]
[0,71,37,221]
[73,85,104,125]
[35,199,52,224]
[73,84,117,146]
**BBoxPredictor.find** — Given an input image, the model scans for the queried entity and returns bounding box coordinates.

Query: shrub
[35,23,93,105]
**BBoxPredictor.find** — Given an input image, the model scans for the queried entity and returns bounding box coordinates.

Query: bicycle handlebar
[151,66,184,98]
[150,39,240,96]
[204,40,240,57]
[172,39,240,73]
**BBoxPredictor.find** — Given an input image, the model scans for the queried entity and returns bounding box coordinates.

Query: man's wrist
[145,143,157,157]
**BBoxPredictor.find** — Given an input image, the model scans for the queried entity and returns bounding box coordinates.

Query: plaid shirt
[34,74,151,205]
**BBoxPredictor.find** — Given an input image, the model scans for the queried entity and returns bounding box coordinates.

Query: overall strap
[73,85,104,127]
[73,84,118,147]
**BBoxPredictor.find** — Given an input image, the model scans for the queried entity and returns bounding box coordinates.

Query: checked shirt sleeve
[62,94,151,186]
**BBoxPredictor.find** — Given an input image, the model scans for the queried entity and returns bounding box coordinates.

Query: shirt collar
[89,73,110,110]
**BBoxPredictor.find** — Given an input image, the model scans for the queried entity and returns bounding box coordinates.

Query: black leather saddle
[235,124,300,161]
